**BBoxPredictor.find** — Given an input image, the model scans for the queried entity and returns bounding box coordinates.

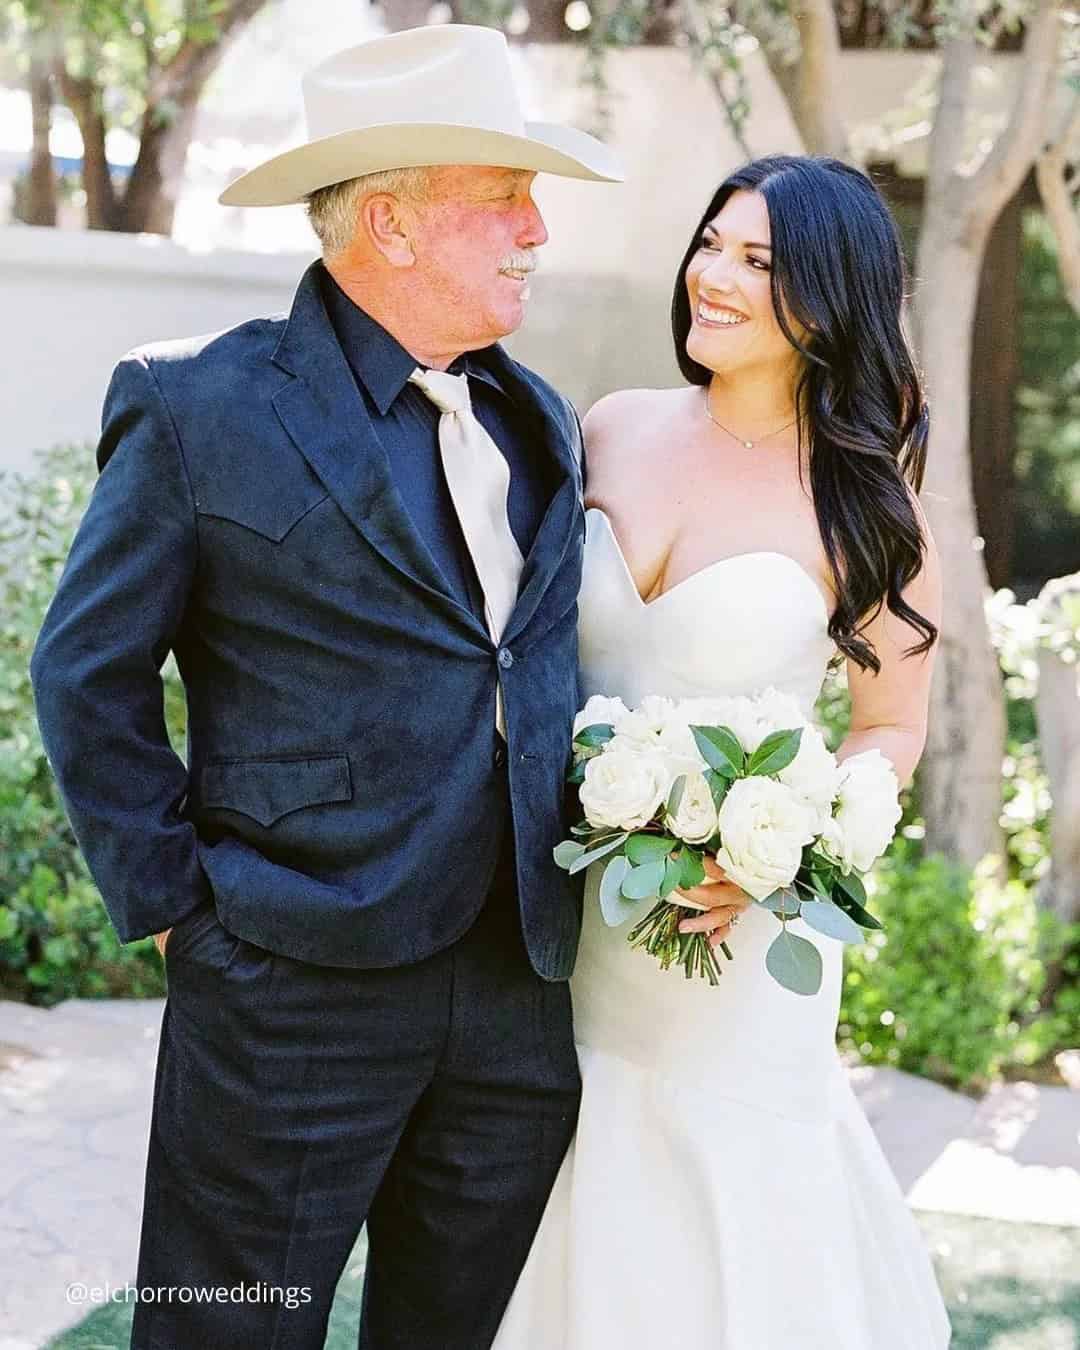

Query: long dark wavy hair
[671,154,937,672]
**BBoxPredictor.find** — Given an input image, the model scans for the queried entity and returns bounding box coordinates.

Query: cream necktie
[409,367,524,735]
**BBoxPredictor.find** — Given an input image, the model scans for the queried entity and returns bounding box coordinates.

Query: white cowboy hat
[219,24,624,207]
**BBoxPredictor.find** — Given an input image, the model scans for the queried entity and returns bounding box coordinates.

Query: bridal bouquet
[553,690,902,995]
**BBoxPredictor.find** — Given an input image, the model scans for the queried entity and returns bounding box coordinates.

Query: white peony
[714,778,817,900]
[612,694,679,746]
[667,771,719,844]
[777,722,841,832]
[820,750,902,874]
[657,717,709,775]
[752,687,809,735]
[580,748,671,832]
[574,694,630,739]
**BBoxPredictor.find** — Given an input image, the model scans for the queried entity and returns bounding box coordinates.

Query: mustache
[498,250,537,274]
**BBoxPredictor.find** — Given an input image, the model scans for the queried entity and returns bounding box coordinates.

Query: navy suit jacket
[31,263,586,980]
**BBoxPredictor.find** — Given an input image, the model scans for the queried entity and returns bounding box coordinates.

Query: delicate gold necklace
[703,392,799,450]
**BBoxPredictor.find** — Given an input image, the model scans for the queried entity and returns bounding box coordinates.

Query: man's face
[406,166,548,350]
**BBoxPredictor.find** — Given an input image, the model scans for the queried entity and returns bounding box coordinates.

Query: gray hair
[304,167,433,258]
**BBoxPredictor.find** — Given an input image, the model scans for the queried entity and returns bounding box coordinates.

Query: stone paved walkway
[1,997,1077,1349]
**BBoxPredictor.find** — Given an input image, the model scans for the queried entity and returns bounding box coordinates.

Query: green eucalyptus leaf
[666,774,687,818]
[553,840,586,870]
[567,760,586,785]
[800,898,866,944]
[573,723,616,751]
[625,833,673,865]
[690,725,745,777]
[765,929,823,996]
[621,859,667,901]
[678,849,706,890]
[747,727,803,777]
[598,855,647,927]
[567,832,630,875]
[758,887,801,917]
[660,855,683,899]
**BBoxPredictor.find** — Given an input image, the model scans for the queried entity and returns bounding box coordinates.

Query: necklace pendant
[743,440,754,450]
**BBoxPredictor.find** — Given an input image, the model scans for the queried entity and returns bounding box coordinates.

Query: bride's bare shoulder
[583,387,695,474]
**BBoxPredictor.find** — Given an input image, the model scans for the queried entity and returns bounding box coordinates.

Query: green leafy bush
[824,591,1076,1085]
[0,446,167,1004]
[839,842,1050,1089]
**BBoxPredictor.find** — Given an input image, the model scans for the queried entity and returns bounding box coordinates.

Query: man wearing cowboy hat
[31,23,622,1349]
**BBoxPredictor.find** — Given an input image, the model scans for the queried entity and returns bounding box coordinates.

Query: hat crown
[302,25,526,142]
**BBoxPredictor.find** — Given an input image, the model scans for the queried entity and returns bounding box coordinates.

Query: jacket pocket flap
[201,754,352,827]
[198,489,329,543]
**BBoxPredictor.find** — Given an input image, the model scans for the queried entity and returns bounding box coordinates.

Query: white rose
[820,750,902,874]
[574,694,630,739]
[777,722,841,833]
[667,771,719,844]
[580,748,670,832]
[715,778,817,900]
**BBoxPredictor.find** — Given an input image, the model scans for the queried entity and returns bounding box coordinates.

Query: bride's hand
[675,857,752,948]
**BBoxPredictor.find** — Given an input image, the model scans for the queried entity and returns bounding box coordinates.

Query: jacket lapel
[271,264,482,634]
[481,345,584,646]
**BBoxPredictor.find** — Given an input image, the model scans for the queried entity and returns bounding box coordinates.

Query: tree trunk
[915,224,1007,868]
[24,56,57,226]
[55,72,116,229]
[791,0,846,156]
[1036,645,1080,923]
[969,189,1022,589]
[115,99,200,236]
[381,0,437,30]
[913,1,1062,868]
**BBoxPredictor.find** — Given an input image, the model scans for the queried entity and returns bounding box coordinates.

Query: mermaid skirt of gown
[493,887,951,1349]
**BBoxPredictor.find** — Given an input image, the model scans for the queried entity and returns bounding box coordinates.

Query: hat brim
[219,120,624,206]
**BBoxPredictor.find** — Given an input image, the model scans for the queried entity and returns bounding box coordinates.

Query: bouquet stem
[627,901,733,986]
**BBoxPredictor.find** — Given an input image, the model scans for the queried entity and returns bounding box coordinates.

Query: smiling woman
[671,155,938,683]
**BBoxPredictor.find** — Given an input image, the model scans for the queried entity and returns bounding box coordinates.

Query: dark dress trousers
[30,261,585,1349]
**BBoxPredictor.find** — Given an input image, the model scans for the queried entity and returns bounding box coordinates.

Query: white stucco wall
[0,226,311,473]
[0,223,680,475]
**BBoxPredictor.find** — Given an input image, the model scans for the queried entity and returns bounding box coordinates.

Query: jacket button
[497,648,514,670]
[493,744,507,769]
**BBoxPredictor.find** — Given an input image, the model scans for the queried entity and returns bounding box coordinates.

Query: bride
[494,155,950,1348]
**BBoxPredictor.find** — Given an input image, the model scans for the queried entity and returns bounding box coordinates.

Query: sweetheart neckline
[585,507,832,621]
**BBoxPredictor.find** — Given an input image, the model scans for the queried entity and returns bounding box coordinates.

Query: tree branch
[965,0,1063,223]
[146,0,269,106]
[24,26,58,226]
[1036,94,1080,314]
[680,0,755,158]
[791,0,845,157]
[53,66,117,228]
[734,4,802,133]
[926,34,977,215]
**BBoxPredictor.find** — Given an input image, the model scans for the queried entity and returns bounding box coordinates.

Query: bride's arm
[840,511,943,787]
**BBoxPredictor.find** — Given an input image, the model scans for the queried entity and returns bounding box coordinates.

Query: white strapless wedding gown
[494,508,951,1349]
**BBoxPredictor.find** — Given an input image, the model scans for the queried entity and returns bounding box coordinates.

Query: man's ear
[362,194,417,268]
